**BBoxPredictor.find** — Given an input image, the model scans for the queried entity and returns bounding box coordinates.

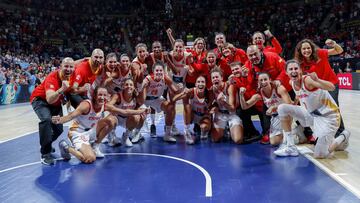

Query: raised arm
[305,72,335,91]
[46,80,69,104]
[238,87,261,110]
[326,39,343,56]
[166,28,176,47]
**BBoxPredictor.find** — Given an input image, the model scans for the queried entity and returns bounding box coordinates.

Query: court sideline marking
[297,146,360,199]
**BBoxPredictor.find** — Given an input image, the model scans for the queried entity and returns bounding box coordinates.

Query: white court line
[0,161,41,173]
[297,146,360,199]
[0,130,38,144]
[106,152,213,197]
[0,153,213,198]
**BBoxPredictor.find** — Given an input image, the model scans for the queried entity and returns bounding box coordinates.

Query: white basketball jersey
[146,75,167,97]
[133,57,148,76]
[108,69,132,94]
[115,92,137,110]
[213,83,229,111]
[169,52,189,84]
[70,100,105,131]
[190,89,208,116]
[292,76,339,115]
[261,87,284,114]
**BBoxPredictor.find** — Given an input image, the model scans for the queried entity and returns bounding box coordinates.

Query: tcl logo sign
[338,73,352,89]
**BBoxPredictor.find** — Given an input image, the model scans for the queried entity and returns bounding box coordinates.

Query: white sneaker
[122,133,133,147]
[92,144,105,158]
[184,131,194,145]
[108,131,121,147]
[171,125,181,136]
[163,134,177,143]
[131,130,144,143]
[337,130,351,151]
[274,145,299,157]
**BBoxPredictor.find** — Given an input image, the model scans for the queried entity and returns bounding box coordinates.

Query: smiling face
[106,56,117,72]
[95,87,108,106]
[258,73,271,88]
[61,58,75,78]
[286,62,302,82]
[222,47,231,57]
[211,71,222,88]
[174,41,184,55]
[195,76,206,92]
[300,42,312,59]
[91,49,104,67]
[215,34,226,48]
[247,46,262,65]
[230,64,241,77]
[122,79,135,95]
[152,42,162,54]
[153,64,164,81]
[194,39,205,51]
[120,55,130,69]
[206,52,216,65]
[136,46,147,60]
[252,32,265,48]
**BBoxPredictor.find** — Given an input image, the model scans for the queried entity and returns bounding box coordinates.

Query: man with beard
[69,48,104,108]
[244,45,290,144]
[30,57,75,165]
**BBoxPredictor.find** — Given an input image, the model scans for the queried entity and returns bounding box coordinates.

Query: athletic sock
[284,131,295,146]
[334,134,345,145]
[184,125,191,134]
[165,126,172,135]
[151,114,155,125]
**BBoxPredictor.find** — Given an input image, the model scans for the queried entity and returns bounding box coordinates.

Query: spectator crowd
[0,0,359,86]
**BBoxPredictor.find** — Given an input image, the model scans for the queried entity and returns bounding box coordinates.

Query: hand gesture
[241,66,249,77]
[177,83,184,90]
[273,80,281,87]
[264,30,273,38]
[60,81,70,92]
[325,39,336,48]
[51,115,62,124]
[266,106,275,116]
[166,28,172,35]
[239,87,246,95]
[83,83,91,91]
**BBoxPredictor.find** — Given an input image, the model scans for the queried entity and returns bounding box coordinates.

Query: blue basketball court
[0,115,359,202]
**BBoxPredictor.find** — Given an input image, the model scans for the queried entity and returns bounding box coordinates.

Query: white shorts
[213,112,242,129]
[192,111,209,124]
[270,115,282,138]
[144,97,166,113]
[279,104,339,157]
[69,128,97,150]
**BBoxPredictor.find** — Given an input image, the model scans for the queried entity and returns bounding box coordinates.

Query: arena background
[0,0,360,202]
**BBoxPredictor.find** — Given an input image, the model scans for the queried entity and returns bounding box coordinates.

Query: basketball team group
[30,28,350,165]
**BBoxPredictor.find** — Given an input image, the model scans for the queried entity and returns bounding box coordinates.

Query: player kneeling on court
[275,60,349,158]
[239,72,299,146]
[52,87,148,164]
[106,78,149,147]
[209,68,244,144]
[171,76,212,144]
